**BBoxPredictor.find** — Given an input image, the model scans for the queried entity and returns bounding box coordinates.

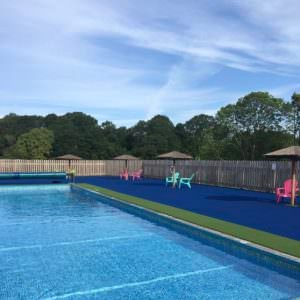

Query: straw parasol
[157,151,192,187]
[157,151,192,165]
[113,154,139,168]
[56,154,82,168]
[265,146,300,206]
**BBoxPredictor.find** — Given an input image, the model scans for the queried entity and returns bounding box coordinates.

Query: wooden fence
[142,160,298,192]
[0,160,69,173]
[0,159,143,177]
[0,159,297,192]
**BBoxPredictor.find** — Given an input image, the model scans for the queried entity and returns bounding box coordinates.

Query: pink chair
[120,169,129,180]
[276,179,299,203]
[131,169,143,180]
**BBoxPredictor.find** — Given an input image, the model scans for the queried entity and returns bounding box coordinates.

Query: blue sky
[1,0,300,127]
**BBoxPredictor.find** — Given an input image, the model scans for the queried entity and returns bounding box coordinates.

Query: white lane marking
[0,215,122,227]
[0,233,152,252]
[44,265,233,300]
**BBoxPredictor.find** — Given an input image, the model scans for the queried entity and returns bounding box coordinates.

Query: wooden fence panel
[0,159,69,172]
[142,160,300,192]
[0,159,299,192]
[127,160,143,173]
[70,160,106,176]
[142,160,172,178]
[105,160,126,176]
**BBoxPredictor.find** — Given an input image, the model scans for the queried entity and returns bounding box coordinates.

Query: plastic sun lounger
[120,169,129,180]
[166,172,180,187]
[179,174,195,189]
[131,169,143,180]
[276,179,299,203]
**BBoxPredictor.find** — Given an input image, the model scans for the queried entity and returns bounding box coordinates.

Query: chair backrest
[133,169,142,177]
[283,179,298,194]
[174,172,180,179]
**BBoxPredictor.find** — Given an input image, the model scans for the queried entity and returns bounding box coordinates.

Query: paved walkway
[77,176,300,241]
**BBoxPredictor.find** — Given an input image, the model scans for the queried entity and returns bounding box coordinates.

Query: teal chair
[179,174,195,189]
[166,172,180,186]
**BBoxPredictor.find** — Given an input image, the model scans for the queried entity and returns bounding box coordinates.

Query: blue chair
[179,174,195,189]
[166,172,180,187]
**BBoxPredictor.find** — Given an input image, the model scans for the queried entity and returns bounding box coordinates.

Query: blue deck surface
[77,176,300,241]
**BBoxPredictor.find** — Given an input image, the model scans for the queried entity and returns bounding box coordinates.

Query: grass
[78,183,300,258]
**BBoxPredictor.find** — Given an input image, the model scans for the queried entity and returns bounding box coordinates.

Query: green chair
[166,172,180,186]
[179,174,195,189]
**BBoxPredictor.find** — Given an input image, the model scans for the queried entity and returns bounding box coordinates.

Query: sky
[1,0,300,127]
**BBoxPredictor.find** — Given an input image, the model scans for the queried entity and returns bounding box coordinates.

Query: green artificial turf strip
[78,183,300,258]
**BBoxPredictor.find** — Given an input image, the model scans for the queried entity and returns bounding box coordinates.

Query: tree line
[0,91,299,160]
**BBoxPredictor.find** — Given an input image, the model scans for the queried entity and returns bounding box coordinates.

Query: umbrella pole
[291,160,296,206]
[172,159,176,188]
[125,160,128,180]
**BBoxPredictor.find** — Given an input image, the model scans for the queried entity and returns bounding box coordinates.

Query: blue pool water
[0,185,299,299]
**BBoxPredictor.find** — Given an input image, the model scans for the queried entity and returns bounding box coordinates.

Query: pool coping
[74,183,300,264]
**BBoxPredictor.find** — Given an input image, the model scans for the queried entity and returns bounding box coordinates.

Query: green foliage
[127,115,181,158]
[289,93,300,145]
[198,129,222,160]
[45,112,98,158]
[0,114,44,156]
[8,128,54,159]
[217,92,286,133]
[0,91,297,160]
[216,92,290,159]
[0,135,16,156]
[180,114,215,158]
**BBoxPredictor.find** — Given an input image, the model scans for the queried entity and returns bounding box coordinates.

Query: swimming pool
[0,185,299,299]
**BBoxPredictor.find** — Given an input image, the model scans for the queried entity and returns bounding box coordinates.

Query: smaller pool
[0,172,67,185]
[0,184,299,299]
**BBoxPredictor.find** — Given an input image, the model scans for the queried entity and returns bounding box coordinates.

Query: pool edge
[74,183,300,264]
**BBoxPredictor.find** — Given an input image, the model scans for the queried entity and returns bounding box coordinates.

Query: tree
[128,115,181,158]
[216,92,289,159]
[198,129,222,159]
[45,112,108,159]
[217,92,285,133]
[0,113,44,156]
[290,93,300,145]
[8,128,54,159]
[181,114,215,158]
[0,91,296,160]
[0,134,16,156]
[99,121,127,157]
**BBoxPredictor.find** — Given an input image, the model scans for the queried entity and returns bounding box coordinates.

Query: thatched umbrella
[265,146,300,206]
[113,154,139,168]
[56,154,82,168]
[157,151,192,165]
[157,151,192,187]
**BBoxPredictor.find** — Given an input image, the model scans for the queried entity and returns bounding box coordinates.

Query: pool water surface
[0,185,299,299]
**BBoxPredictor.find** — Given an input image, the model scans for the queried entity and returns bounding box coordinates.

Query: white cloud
[269,83,300,99]
[1,0,300,126]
